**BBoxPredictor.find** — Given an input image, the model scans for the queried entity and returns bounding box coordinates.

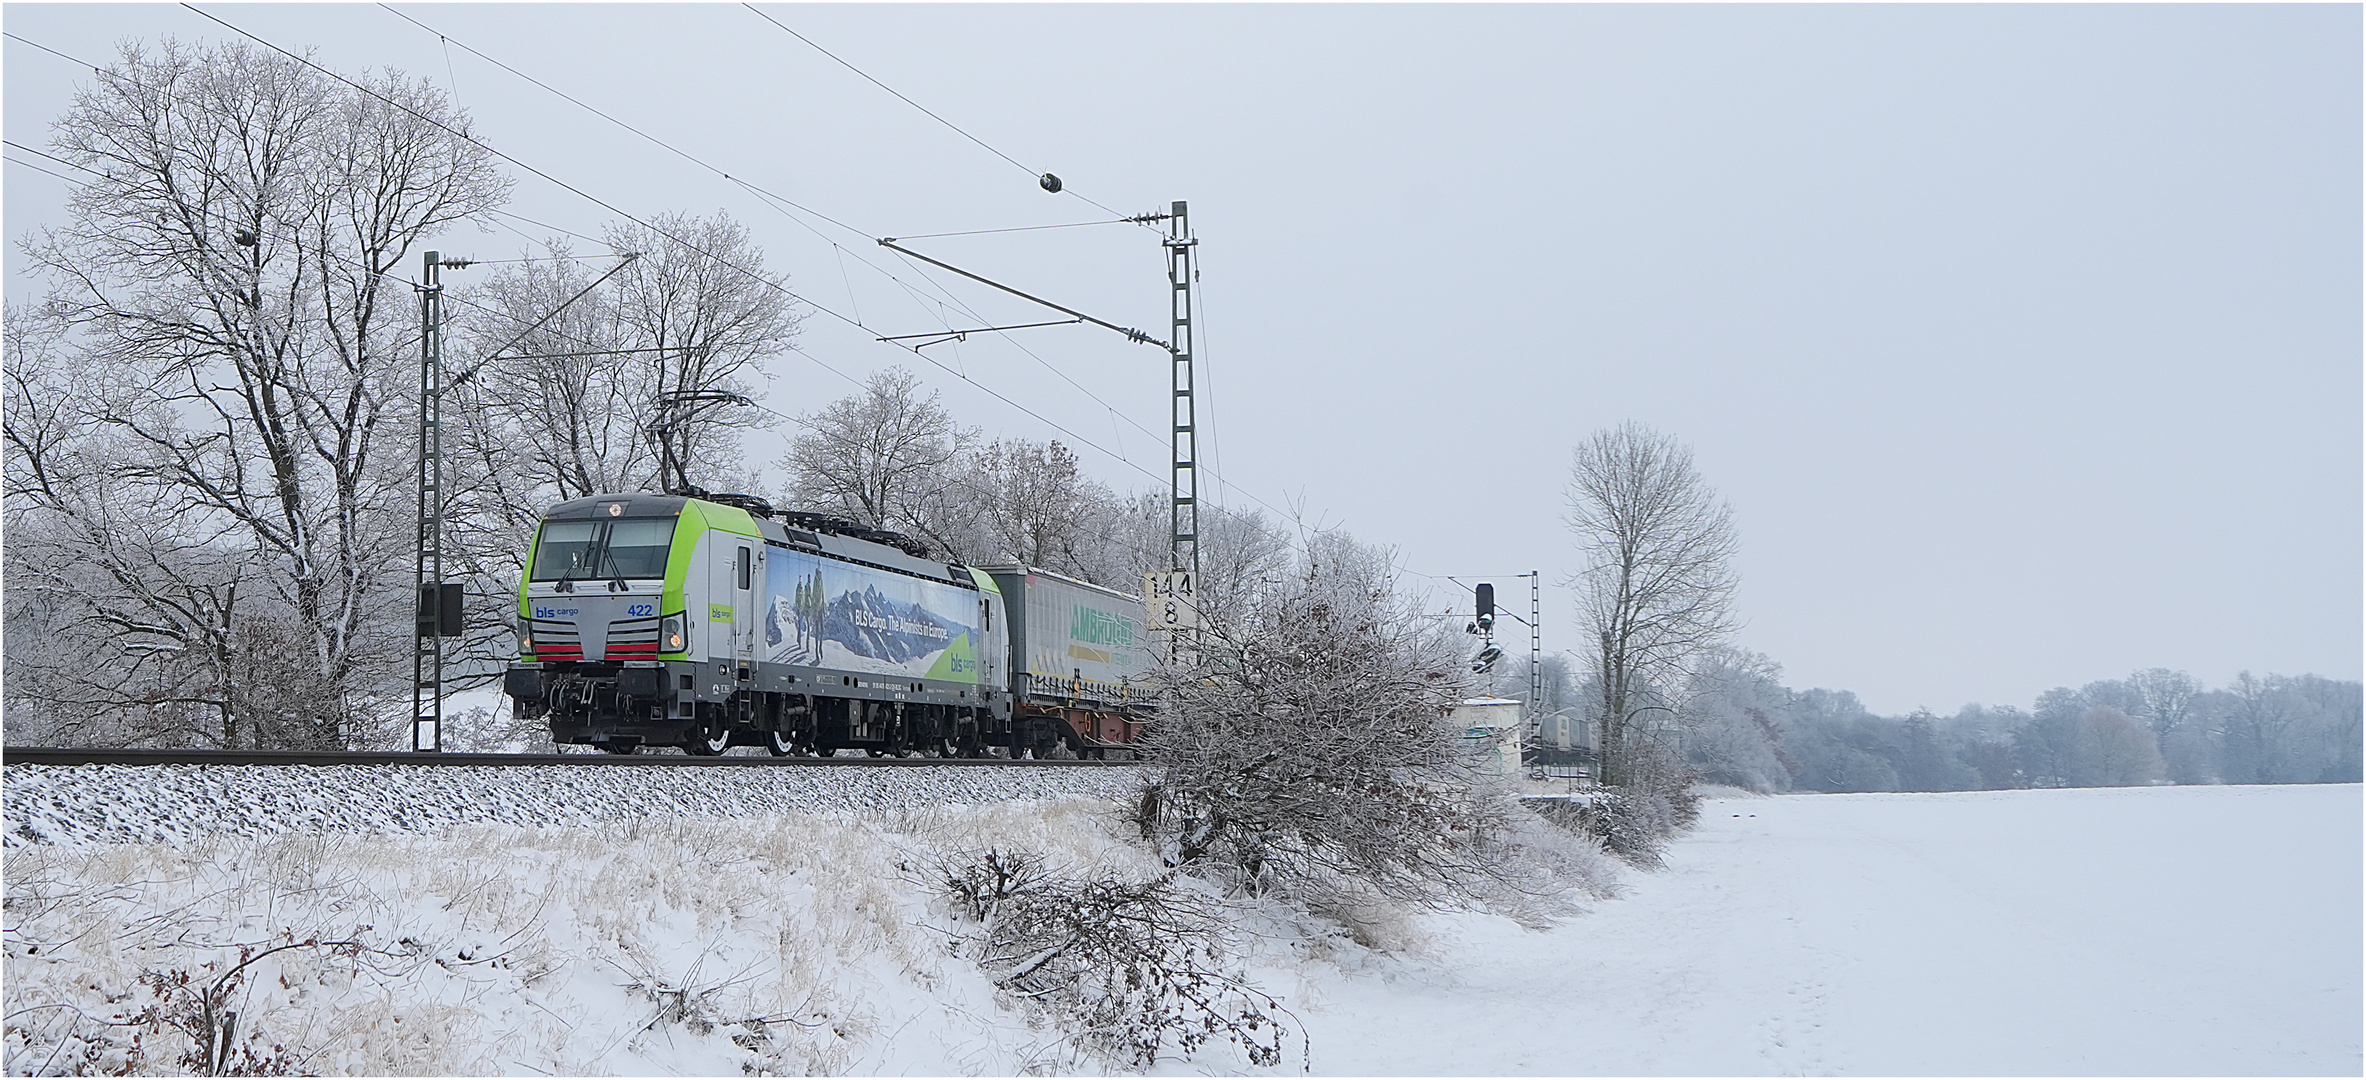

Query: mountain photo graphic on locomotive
[503,492,1152,757]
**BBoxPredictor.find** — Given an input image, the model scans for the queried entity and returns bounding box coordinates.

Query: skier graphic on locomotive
[504,491,1149,756]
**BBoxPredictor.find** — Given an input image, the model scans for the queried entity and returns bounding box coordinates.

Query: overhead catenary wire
[1,142,89,185]
[175,5,940,375]
[371,5,1182,462]
[449,254,615,266]
[366,6,1194,488]
[883,219,1136,241]
[377,3,871,241]
[3,157,78,185]
[12,18,1320,555]
[4,71,846,449]
[491,208,612,250]
[737,3,1150,228]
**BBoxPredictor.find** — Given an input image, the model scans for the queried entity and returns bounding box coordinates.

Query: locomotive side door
[702,533,756,670]
[977,590,1008,693]
[735,544,757,670]
[728,542,755,672]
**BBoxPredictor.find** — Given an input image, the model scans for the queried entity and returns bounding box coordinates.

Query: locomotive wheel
[686,722,730,757]
[764,729,795,757]
[598,743,639,756]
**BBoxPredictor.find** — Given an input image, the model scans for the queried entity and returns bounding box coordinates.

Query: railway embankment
[3,758,1146,846]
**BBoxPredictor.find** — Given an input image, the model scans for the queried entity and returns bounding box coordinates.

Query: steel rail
[0,747,1134,769]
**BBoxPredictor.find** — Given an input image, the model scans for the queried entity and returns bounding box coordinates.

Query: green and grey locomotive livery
[505,492,1146,756]
[507,493,1010,755]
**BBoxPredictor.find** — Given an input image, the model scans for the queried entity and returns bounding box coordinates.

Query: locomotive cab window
[531,521,597,581]
[531,517,677,581]
[735,546,751,590]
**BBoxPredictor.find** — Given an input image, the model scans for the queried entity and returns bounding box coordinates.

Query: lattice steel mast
[411,251,459,752]
[1165,202,1200,580]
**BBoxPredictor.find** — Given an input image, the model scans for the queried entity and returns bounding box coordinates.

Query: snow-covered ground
[5,780,2356,1075]
[1282,784,2362,1076]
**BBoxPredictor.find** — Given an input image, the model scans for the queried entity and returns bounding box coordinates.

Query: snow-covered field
[5,779,2356,1075]
[1288,784,2362,1076]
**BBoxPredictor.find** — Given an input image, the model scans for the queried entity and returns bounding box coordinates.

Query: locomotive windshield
[531,517,676,582]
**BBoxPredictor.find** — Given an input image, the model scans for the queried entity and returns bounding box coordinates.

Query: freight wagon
[980,565,1155,757]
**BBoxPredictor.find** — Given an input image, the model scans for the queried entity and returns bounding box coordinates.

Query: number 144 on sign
[1143,571,1199,631]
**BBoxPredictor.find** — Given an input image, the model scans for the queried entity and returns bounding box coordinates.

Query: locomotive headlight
[661,614,685,653]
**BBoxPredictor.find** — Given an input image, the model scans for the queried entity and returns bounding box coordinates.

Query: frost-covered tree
[2127,668,2201,744]
[1896,710,1982,791]
[455,214,796,506]
[5,39,508,748]
[2081,706,2166,787]
[2218,672,2308,784]
[443,217,798,671]
[1675,648,1792,792]
[932,437,1124,576]
[604,212,799,493]
[1564,422,1740,789]
[2296,676,2365,783]
[2015,688,2091,787]
[1780,689,1901,793]
[778,366,976,547]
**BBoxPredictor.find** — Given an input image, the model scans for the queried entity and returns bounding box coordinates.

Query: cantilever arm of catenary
[877,238,1172,352]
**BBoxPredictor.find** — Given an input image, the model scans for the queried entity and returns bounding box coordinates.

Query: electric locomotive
[503,491,1150,756]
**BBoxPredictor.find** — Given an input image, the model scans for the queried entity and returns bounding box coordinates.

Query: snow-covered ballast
[506,493,1023,756]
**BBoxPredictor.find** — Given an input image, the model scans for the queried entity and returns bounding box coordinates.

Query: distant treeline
[1513,656,2363,792]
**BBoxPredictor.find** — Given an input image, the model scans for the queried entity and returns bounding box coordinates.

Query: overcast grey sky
[6,3,2358,715]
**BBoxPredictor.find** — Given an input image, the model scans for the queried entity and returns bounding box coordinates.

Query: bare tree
[6,40,510,748]
[2015,687,2089,787]
[952,438,1111,569]
[777,366,976,544]
[2126,668,2201,743]
[2082,705,2167,786]
[438,218,797,685]
[1563,422,1741,788]
[454,214,793,496]
[605,212,798,493]
[453,246,650,503]
[2220,671,2310,784]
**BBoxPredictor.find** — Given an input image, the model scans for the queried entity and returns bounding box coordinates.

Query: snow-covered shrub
[926,848,1291,1071]
[1529,792,1684,869]
[1136,531,1534,909]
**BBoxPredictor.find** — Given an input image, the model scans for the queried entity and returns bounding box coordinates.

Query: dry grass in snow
[2,797,1249,1076]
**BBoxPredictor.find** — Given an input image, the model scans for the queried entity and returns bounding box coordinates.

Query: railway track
[0,747,1131,768]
